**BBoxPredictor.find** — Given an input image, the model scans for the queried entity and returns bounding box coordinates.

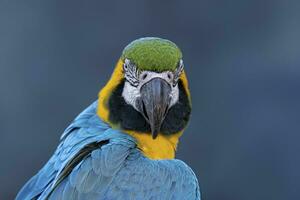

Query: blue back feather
[16,101,200,200]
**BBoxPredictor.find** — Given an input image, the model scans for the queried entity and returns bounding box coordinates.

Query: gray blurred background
[1,0,299,199]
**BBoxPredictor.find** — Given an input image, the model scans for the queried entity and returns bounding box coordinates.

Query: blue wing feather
[16,101,201,200]
[16,102,134,200]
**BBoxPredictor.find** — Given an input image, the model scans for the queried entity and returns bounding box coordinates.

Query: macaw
[16,37,201,200]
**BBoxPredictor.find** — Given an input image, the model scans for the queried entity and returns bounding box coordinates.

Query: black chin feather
[108,79,191,135]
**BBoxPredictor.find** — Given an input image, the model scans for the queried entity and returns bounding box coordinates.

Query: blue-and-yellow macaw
[16,37,201,200]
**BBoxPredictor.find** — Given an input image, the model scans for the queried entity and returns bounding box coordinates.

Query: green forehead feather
[121,37,182,72]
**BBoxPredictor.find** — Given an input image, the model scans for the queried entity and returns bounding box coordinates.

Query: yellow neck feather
[125,130,182,159]
[97,59,190,160]
[97,59,124,122]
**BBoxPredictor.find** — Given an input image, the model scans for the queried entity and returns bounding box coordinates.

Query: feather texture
[16,101,200,200]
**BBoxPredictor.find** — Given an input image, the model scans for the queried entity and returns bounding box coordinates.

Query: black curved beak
[137,78,171,139]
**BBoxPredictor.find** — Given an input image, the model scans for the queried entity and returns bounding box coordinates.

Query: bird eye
[123,64,128,70]
[167,72,172,80]
[142,73,148,80]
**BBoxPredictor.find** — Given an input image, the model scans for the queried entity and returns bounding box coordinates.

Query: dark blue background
[1,0,299,199]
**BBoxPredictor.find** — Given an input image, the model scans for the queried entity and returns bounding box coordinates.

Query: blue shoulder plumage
[16,102,136,200]
[16,101,200,200]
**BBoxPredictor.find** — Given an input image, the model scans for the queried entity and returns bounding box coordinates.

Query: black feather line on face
[108,79,191,135]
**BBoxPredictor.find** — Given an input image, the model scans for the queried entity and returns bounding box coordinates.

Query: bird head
[97,37,191,146]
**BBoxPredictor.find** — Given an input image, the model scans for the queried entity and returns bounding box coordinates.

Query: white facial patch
[122,71,179,111]
[122,81,141,110]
